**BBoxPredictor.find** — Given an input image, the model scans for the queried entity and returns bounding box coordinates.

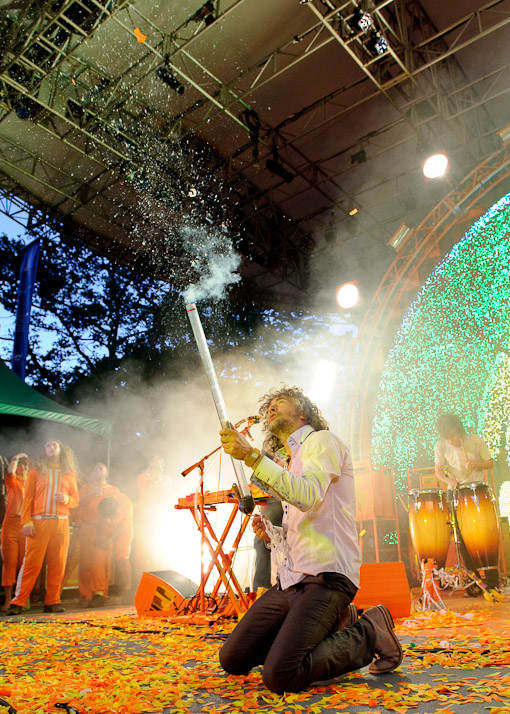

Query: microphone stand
[180,420,257,614]
[180,419,256,480]
[181,446,221,613]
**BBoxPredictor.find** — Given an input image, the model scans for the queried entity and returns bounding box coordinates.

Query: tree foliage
[0,227,263,399]
[0,223,353,477]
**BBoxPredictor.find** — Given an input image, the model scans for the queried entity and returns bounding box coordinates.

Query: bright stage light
[309,360,337,404]
[423,152,448,178]
[336,282,359,309]
[367,31,388,56]
[352,8,373,32]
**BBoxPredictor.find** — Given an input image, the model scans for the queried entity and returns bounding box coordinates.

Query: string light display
[371,191,510,490]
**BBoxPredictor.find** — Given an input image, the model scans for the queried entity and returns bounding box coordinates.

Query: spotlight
[351,148,366,165]
[423,152,448,179]
[352,7,373,32]
[13,96,41,119]
[15,104,32,119]
[367,32,388,55]
[156,66,185,95]
[194,1,216,25]
[266,157,295,183]
[336,282,359,310]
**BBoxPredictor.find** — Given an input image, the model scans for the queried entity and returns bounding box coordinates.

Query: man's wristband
[244,448,263,470]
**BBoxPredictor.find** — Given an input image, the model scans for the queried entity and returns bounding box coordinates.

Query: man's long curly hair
[37,439,81,480]
[258,385,329,456]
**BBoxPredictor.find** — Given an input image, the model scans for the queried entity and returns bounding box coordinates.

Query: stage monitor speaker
[135,570,198,617]
[353,561,411,618]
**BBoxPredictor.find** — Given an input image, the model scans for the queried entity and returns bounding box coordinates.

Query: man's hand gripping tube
[185,302,255,514]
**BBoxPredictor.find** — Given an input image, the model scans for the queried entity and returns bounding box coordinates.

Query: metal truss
[0,0,320,298]
[222,0,510,219]
[0,0,509,306]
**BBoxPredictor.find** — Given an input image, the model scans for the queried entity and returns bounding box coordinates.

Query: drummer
[434,413,498,592]
[434,413,494,489]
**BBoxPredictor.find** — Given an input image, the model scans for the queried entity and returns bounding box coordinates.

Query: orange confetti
[134,27,146,42]
[0,599,509,713]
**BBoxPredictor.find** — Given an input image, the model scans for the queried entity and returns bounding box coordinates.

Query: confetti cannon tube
[186,302,254,514]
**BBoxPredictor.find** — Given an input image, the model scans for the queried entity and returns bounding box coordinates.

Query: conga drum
[454,482,500,571]
[408,489,451,568]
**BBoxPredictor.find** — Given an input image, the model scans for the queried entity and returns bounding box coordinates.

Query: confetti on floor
[0,594,509,714]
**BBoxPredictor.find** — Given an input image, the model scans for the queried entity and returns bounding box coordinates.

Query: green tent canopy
[0,359,112,439]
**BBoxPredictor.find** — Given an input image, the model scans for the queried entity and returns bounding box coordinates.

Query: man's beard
[269,415,293,437]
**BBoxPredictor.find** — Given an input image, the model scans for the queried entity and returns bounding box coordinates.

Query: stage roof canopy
[1,0,510,311]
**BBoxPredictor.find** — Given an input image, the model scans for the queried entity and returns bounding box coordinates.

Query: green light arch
[371,192,510,489]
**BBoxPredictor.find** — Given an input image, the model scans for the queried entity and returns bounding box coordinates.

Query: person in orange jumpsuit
[134,456,173,582]
[76,462,127,607]
[6,439,79,615]
[1,453,30,610]
[96,494,134,605]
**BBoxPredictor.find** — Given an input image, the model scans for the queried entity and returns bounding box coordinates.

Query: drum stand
[444,492,503,602]
[446,496,476,593]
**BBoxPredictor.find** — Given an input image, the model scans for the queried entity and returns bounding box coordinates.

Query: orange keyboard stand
[175,486,269,617]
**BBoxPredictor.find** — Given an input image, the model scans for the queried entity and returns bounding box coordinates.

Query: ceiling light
[351,148,367,164]
[193,1,216,25]
[423,152,448,179]
[13,97,41,120]
[266,158,295,183]
[156,66,185,95]
[352,8,373,32]
[367,32,388,55]
[336,282,359,310]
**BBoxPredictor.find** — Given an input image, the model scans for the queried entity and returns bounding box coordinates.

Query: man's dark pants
[219,574,376,693]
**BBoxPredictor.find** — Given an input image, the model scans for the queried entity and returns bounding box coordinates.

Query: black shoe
[361,605,403,674]
[44,604,65,613]
[6,604,23,616]
[88,594,106,608]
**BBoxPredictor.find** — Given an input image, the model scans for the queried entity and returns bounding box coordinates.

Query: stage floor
[1,589,510,714]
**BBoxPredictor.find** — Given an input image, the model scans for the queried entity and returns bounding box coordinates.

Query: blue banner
[12,239,40,381]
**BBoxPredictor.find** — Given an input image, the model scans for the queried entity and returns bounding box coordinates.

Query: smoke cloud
[180,223,241,304]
